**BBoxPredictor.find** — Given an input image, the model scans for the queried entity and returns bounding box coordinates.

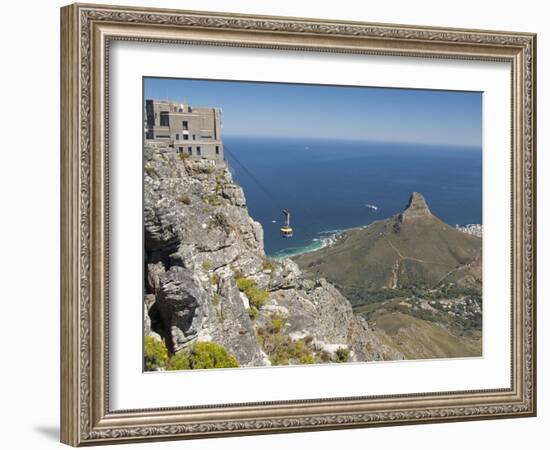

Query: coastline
[271,226,363,260]
[270,221,483,260]
[271,230,345,259]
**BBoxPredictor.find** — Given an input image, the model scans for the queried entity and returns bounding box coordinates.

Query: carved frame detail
[60,3,536,446]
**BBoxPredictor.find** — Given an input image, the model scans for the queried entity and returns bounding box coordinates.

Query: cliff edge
[143,141,402,369]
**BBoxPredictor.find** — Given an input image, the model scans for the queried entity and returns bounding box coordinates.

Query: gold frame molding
[60,3,536,446]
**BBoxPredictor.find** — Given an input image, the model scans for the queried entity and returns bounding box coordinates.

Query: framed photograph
[60,3,536,446]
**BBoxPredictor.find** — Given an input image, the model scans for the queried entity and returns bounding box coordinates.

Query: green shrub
[269,315,285,334]
[246,286,269,309]
[204,193,223,206]
[187,342,239,369]
[166,352,190,371]
[178,152,189,161]
[177,194,191,205]
[236,277,256,291]
[300,353,316,364]
[266,334,293,365]
[209,212,232,234]
[236,277,269,309]
[289,339,309,359]
[144,336,168,370]
[246,306,259,320]
[211,273,220,285]
[166,342,239,370]
[144,166,158,178]
[261,260,275,272]
[335,347,350,363]
[201,260,211,270]
[269,336,314,366]
[256,323,314,366]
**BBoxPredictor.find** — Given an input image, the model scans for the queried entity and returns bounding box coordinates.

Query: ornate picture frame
[60,3,536,446]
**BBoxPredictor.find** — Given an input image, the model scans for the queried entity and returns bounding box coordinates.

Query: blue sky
[144,77,482,147]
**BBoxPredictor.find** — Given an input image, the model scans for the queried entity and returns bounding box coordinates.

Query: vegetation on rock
[143,140,404,369]
[144,166,158,178]
[236,276,269,309]
[257,315,316,365]
[209,212,233,234]
[210,273,220,285]
[261,259,275,272]
[176,194,191,205]
[166,342,239,370]
[335,347,350,363]
[144,336,169,370]
[246,306,259,320]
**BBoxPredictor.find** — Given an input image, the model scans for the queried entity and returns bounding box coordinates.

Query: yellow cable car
[280,210,293,238]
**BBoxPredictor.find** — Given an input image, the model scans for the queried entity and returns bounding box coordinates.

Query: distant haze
[144,77,482,148]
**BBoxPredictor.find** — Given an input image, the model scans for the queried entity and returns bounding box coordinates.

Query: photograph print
[143,78,483,372]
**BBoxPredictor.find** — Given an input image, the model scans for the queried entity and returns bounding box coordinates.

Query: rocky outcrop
[399,192,432,224]
[144,141,401,367]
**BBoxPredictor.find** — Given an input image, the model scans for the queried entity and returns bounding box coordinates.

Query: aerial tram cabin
[222,145,294,239]
[280,210,293,238]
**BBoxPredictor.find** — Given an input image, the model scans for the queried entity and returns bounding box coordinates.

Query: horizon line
[222,134,482,149]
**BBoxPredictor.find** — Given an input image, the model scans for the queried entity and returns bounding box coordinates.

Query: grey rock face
[268,279,402,361]
[144,141,402,367]
[210,276,267,366]
[399,191,433,223]
[156,267,207,350]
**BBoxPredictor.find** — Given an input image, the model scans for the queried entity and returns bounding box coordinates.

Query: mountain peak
[399,192,432,223]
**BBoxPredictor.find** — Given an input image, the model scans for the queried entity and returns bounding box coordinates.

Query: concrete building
[145,99,224,164]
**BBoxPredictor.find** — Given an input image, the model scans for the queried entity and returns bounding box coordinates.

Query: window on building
[192,134,196,140]
[188,106,192,113]
[178,147,183,153]
[175,134,179,141]
[173,106,177,112]
[183,135,189,140]
[159,112,169,126]
[182,121,188,130]
[215,146,219,155]
[197,146,201,156]
[188,147,192,155]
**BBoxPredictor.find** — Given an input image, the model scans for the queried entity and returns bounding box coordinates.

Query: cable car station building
[145,99,225,165]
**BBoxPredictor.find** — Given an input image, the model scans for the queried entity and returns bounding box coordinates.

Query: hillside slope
[293,192,483,359]
[143,141,402,370]
[293,192,482,305]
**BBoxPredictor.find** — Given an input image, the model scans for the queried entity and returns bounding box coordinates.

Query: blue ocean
[224,136,482,258]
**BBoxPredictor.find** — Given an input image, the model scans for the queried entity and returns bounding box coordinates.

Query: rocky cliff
[143,141,402,369]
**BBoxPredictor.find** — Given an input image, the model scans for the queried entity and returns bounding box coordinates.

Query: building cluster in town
[455,223,483,238]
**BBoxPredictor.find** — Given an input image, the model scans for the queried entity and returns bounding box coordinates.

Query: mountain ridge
[293,191,483,359]
[293,192,482,303]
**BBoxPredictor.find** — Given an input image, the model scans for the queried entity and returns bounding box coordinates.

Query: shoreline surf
[270,222,482,260]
